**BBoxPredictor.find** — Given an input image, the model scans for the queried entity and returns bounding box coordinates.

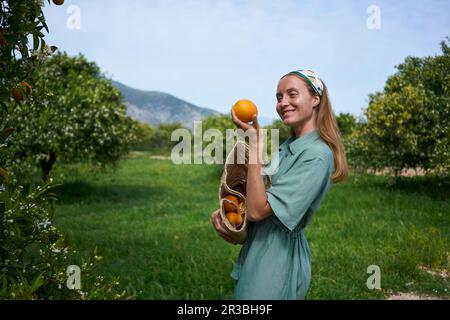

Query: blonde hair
[296,78,348,183]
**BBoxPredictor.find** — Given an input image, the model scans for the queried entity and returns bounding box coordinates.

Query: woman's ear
[312,95,320,108]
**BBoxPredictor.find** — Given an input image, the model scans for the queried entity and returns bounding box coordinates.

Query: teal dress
[230,129,335,300]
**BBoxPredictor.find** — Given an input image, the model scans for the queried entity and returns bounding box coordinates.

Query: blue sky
[42,0,450,120]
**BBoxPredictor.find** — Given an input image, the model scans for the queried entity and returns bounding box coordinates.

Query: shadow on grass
[349,173,450,201]
[387,176,449,200]
[53,180,168,205]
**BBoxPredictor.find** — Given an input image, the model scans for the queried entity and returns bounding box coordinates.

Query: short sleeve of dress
[266,157,330,231]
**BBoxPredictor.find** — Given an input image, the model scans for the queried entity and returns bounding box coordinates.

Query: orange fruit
[237,202,245,216]
[20,81,32,95]
[53,0,65,5]
[234,213,243,226]
[11,81,32,101]
[11,88,23,101]
[226,212,239,225]
[232,99,258,123]
[223,195,238,212]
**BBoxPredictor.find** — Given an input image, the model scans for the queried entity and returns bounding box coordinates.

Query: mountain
[112,80,221,128]
[112,80,277,128]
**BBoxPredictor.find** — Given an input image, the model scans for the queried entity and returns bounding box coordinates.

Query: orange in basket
[223,195,239,212]
[226,211,243,227]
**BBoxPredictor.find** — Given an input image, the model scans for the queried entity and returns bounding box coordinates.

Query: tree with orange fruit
[0,0,127,300]
[0,1,58,110]
[4,52,140,182]
[1,0,57,180]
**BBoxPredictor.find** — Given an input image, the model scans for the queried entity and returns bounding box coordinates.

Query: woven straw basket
[212,141,249,244]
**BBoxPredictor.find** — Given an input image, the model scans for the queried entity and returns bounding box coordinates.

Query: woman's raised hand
[231,108,260,132]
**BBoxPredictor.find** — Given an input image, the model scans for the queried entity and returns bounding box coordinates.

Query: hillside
[112,80,220,128]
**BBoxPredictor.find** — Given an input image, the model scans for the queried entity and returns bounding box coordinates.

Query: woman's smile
[281,108,297,119]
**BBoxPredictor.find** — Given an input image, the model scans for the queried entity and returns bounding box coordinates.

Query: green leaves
[347,38,450,176]
[1,0,127,300]
[0,178,126,299]
[335,113,358,137]
[0,0,52,106]
[4,52,140,181]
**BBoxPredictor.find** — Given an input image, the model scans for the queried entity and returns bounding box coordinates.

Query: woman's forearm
[246,136,273,222]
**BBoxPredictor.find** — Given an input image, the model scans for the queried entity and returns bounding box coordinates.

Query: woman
[212,69,348,300]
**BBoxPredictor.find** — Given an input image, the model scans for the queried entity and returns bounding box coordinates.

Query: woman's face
[276,75,320,129]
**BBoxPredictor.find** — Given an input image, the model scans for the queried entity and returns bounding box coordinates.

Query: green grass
[51,153,450,299]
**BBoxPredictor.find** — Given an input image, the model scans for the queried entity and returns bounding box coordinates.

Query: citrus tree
[335,113,358,138]
[0,0,56,111]
[347,38,450,176]
[201,114,235,163]
[1,0,127,299]
[4,52,140,182]
[132,122,156,151]
[148,123,184,154]
[264,119,292,143]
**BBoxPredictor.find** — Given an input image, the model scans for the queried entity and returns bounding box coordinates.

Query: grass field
[51,152,449,299]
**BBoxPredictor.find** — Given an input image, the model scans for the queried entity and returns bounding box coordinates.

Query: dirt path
[387,264,449,300]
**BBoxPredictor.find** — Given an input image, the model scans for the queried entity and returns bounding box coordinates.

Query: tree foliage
[264,119,292,143]
[0,175,126,299]
[335,113,358,138]
[201,114,238,162]
[1,0,128,299]
[347,38,450,176]
[0,0,56,109]
[4,52,140,181]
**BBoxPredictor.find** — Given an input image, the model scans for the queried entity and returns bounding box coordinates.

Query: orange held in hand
[232,99,258,123]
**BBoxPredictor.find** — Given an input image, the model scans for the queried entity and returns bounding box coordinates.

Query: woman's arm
[231,111,273,222]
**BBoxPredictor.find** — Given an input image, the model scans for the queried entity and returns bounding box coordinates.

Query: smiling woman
[212,69,348,300]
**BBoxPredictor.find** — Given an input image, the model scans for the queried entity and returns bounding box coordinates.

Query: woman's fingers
[211,211,238,245]
[213,212,228,235]
[251,114,260,130]
[231,108,252,131]
[231,108,260,134]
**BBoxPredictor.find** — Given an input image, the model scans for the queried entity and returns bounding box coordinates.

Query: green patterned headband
[286,69,324,96]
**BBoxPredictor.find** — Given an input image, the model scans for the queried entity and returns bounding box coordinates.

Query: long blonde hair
[303,79,348,183]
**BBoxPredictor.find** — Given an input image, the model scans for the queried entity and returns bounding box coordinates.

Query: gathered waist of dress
[268,215,307,237]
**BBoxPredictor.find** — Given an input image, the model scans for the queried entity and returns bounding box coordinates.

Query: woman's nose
[280,95,289,106]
